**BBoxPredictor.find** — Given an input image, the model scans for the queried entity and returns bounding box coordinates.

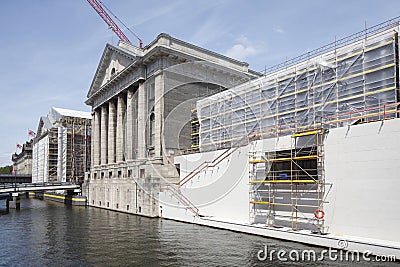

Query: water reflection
[0,198,397,266]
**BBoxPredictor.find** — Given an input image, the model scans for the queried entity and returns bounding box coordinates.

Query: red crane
[86,0,143,48]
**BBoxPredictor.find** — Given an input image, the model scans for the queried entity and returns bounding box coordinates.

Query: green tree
[0,165,12,174]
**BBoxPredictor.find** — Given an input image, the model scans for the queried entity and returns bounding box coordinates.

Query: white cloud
[236,35,249,44]
[225,35,258,60]
[225,44,256,60]
[273,26,285,33]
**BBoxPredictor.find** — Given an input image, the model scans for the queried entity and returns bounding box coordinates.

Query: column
[100,105,108,165]
[137,83,146,159]
[116,95,126,162]
[126,89,134,161]
[93,109,101,166]
[108,100,117,164]
[90,112,95,168]
[154,74,164,158]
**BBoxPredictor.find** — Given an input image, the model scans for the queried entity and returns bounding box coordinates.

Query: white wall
[161,146,250,223]
[160,119,400,245]
[160,135,293,224]
[32,136,49,183]
[324,119,400,242]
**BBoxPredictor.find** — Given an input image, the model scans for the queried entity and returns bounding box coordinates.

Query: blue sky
[0,0,399,166]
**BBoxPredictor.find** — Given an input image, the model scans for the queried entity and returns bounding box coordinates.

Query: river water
[0,198,397,266]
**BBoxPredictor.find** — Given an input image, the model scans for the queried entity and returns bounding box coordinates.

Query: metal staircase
[162,132,260,217]
[162,183,199,216]
[179,133,259,187]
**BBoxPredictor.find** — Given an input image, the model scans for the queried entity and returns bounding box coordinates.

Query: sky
[0,0,399,166]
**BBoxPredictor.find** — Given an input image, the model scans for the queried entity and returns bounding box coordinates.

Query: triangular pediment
[87,44,137,98]
[36,116,50,137]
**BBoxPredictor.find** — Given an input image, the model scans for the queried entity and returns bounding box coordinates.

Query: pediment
[36,117,49,137]
[87,44,137,98]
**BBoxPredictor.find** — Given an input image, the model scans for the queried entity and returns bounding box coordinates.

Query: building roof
[52,107,91,119]
[86,33,260,106]
[35,107,91,139]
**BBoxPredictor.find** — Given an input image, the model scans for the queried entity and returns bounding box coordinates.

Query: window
[175,164,180,176]
[128,169,132,177]
[107,202,109,207]
[116,203,119,209]
[101,172,104,179]
[149,113,155,146]
[138,206,141,213]
[111,67,116,76]
[127,205,129,211]
[94,173,97,179]
[99,201,102,206]
[139,169,145,179]
[109,171,112,178]
[92,200,94,205]
[118,170,122,178]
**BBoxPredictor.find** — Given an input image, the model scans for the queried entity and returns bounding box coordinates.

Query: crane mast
[86,0,143,48]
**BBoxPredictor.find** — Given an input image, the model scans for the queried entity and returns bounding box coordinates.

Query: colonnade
[91,83,146,167]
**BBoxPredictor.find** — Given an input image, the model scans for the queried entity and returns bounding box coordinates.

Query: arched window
[111,67,116,76]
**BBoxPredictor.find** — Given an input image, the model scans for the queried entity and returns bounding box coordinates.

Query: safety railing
[162,183,199,216]
[179,132,259,187]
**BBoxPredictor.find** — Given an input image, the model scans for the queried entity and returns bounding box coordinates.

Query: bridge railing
[0,182,79,190]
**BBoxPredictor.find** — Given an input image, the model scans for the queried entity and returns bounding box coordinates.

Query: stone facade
[84,33,259,217]
[12,140,33,175]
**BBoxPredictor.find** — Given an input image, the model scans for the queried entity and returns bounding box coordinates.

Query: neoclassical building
[12,140,33,175]
[84,33,259,216]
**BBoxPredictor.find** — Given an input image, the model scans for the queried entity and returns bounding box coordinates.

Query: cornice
[87,44,138,99]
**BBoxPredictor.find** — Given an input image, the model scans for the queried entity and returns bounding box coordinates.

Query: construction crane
[86,0,143,48]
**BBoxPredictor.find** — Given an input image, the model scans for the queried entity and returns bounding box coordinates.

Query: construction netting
[196,27,399,151]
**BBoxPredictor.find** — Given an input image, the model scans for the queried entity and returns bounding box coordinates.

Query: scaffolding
[191,21,400,231]
[249,129,330,231]
[32,107,91,184]
[61,116,91,183]
[190,108,200,152]
[194,26,399,152]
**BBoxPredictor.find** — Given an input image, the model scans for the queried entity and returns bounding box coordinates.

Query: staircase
[162,132,259,217]
[162,183,199,216]
[179,133,259,187]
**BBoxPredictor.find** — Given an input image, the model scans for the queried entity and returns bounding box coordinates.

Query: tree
[0,165,12,174]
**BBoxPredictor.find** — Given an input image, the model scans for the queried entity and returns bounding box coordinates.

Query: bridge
[0,182,80,194]
[0,174,32,183]
[0,182,81,213]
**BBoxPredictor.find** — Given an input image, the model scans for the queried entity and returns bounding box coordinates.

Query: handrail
[179,132,258,187]
[248,101,400,140]
[0,182,80,191]
[163,184,199,216]
[262,16,400,75]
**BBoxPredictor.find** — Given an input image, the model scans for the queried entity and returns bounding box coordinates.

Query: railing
[248,102,400,140]
[179,132,259,187]
[162,184,199,216]
[262,16,400,75]
[0,174,32,184]
[0,182,80,193]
